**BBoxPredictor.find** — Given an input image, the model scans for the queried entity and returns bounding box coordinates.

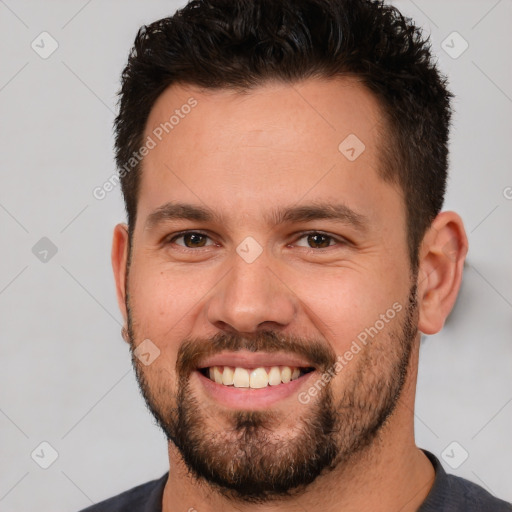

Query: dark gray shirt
[79,450,512,511]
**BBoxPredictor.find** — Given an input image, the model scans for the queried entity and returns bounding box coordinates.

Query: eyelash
[165,230,348,251]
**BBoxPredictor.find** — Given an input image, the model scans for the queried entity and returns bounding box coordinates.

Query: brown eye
[292,231,349,251]
[184,233,207,247]
[297,233,335,249]
[171,232,212,248]
[305,233,334,249]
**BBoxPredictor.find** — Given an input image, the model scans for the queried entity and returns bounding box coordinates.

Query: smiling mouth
[198,365,315,389]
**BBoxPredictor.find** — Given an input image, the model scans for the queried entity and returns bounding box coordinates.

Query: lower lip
[194,370,316,410]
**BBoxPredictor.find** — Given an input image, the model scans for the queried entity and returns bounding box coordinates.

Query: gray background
[0,1,511,510]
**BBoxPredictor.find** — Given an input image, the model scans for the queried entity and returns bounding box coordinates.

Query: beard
[126,283,419,504]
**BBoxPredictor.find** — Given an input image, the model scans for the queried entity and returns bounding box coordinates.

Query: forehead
[144,76,384,156]
[137,77,401,231]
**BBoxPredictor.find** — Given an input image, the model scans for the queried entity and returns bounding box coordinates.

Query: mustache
[175,330,337,377]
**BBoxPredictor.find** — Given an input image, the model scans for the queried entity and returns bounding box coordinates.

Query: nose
[205,251,297,334]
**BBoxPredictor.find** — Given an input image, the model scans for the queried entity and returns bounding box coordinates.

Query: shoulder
[77,473,168,512]
[441,473,512,511]
[420,450,512,511]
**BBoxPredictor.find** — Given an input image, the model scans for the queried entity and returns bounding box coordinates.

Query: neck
[162,346,435,512]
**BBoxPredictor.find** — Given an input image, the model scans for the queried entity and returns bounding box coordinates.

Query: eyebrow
[144,201,370,232]
[145,202,222,231]
[268,201,370,232]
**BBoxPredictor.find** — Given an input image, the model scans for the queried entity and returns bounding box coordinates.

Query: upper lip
[197,351,316,370]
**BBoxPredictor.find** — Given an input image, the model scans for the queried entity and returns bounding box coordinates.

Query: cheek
[288,267,406,352]
[127,266,197,368]
[128,260,203,325]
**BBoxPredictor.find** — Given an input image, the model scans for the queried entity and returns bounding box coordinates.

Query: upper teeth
[207,366,303,388]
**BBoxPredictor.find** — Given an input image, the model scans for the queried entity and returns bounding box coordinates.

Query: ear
[416,211,468,335]
[111,223,130,329]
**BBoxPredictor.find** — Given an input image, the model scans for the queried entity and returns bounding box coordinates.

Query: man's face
[121,78,420,501]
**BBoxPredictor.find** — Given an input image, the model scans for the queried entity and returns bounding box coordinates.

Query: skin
[112,77,468,511]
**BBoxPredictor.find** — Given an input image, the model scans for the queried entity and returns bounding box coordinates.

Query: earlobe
[416,211,468,335]
[111,223,130,326]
